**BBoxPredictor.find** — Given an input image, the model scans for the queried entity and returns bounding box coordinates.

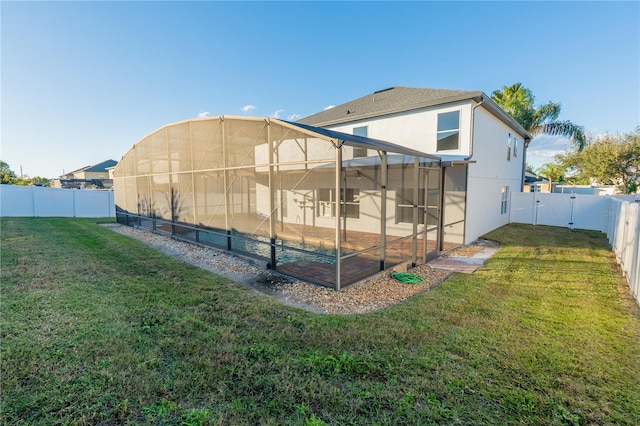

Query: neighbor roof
[298,86,531,140]
[63,159,118,177]
[84,159,118,172]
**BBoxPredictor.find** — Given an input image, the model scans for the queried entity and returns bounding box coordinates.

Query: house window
[317,188,360,218]
[507,133,512,161]
[396,188,426,224]
[501,186,509,215]
[353,126,368,158]
[342,189,360,218]
[318,188,334,217]
[513,137,518,157]
[437,111,460,151]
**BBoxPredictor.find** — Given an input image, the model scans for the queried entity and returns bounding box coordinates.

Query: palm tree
[492,83,586,150]
[536,162,566,183]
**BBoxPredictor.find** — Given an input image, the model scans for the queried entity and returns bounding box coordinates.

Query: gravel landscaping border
[103,224,461,314]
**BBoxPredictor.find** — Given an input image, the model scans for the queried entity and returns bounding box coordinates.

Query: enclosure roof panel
[114,115,442,178]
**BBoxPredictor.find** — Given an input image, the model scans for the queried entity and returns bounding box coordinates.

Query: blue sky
[2,1,638,178]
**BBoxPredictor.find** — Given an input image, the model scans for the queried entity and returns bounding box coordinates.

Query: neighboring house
[51,159,118,189]
[298,86,532,245]
[523,171,554,193]
[523,172,618,195]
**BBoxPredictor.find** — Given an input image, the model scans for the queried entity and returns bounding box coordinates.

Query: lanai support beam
[412,156,420,267]
[335,142,342,291]
[267,121,277,269]
[379,151,387,271]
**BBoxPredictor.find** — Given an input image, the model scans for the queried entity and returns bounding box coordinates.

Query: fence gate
[510,192,609,231]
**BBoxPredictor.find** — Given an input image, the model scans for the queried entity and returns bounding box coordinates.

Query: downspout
[468,96,484,160]
[458,97,484,245]
[521,136,532,192]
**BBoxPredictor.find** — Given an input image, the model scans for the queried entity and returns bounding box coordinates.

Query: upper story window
[513,136,518,157]
[437,111,460,151]
[507,133,512,161]
[352,126,368,158]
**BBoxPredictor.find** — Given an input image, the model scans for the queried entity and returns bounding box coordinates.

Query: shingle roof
[298,86,531,140]
[65,159,118,176]
[298,86,482,126]
[84,159,118,172]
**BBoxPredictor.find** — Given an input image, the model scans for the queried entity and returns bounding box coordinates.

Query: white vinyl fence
[0,185,115,218]
[511,192,640,306]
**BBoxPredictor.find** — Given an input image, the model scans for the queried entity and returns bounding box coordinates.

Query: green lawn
[2,218,639,425]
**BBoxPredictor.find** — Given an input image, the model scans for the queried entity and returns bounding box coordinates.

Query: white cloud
[526,134,571,169]
[271,109,285,119]
[323,105,335,111]
[197,111,210,118]
[287,114,302,121]
[241,104,257,113]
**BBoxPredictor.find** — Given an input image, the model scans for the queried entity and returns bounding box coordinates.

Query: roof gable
[298,86,531,140]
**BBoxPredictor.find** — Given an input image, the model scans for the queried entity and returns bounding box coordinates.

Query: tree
[0,160,50,186]
[1,161,16,184]
[557,128,640,194]
[491,83,586,150]
[536,163,566,183]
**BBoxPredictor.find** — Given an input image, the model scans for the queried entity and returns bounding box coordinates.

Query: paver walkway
[427,240,500,273]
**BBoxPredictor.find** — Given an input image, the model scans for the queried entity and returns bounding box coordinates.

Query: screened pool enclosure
[114,117,466,290]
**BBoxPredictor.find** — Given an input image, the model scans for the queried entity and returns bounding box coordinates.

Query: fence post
[72,189,77,218]
[568,193,576,229]
[631,204,640,305]
[31,187,36,216]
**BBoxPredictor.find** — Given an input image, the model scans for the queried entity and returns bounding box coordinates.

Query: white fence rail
[0,185,115,218]
[511,192,640,306]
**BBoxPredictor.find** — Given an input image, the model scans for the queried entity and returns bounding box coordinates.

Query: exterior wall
[77,171,110,180]
[464,107,525,243]
[322,100,474,157]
